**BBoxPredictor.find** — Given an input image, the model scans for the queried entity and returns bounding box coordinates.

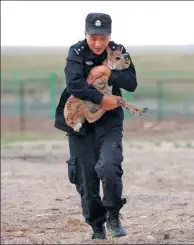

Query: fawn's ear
[116,44,123,52]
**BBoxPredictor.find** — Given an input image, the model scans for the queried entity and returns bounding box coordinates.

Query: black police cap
[85,13,112,35]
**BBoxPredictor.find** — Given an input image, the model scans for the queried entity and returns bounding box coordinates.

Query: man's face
[85,33,110,55]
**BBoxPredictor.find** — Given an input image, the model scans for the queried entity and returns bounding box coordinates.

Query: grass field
[1,47,194,103]
[1,46,194,143]
[1,48,194,81]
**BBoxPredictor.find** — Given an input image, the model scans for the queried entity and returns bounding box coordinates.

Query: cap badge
[95,20,101,27]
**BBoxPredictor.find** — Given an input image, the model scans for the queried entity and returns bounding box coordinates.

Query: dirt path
[1,141,194,244]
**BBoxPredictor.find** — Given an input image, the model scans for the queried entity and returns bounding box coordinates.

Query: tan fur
[64,46,148,132]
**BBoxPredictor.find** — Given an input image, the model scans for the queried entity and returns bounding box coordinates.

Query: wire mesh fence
[1,71,194,140]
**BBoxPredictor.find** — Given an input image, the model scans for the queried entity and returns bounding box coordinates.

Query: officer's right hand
[101,95,120,111]
[88,72,104,84]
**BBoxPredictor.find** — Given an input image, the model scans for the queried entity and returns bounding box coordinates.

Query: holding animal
[64,46,147,132]
[55,12,149,240]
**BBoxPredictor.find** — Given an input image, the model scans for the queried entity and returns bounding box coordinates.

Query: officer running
[55,13,137,240]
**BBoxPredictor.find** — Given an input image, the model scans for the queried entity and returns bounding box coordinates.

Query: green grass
[1,133,66,144]
[1,51,194,81]
[1,51,194,100]
[2,133,194,148]
[1,48,193,144]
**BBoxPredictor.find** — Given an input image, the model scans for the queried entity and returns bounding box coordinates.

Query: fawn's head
[104,45,131,70]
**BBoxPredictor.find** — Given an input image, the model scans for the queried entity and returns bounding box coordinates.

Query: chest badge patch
[85,61,94,65]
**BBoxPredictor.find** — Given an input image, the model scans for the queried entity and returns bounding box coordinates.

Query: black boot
[106,198,127,238]
[107,211,127,237]
[91,222,106,240]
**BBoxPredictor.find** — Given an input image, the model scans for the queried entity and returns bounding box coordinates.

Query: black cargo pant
[66,126,124,226]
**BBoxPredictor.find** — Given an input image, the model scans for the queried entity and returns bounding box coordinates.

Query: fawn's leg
[118,97,147,115]
[83,106,105,123]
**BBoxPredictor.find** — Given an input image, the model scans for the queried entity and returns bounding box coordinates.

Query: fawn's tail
[118,97,148,116]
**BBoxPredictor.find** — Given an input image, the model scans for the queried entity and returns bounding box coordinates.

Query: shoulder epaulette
[108,41,126,53]
[108,41,119,51]
[71,40,86,56]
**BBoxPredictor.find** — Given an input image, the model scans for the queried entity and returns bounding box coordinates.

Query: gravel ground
[1,140,194,244]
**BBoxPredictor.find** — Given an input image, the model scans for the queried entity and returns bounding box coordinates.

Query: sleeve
[108,45,138,92]
[64,47,104,104]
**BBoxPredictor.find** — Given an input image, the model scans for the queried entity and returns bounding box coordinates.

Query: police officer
[55,13,137,239]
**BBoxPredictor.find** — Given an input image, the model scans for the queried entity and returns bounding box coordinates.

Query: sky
[1,1,194,47]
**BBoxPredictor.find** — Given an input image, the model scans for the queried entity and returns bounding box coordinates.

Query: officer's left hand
[89,65,111,83]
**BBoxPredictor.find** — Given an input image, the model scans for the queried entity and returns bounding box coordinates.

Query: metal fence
[1,71,194,139]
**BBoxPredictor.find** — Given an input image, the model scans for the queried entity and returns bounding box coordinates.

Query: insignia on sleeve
[108,41,118,51]
[123,52,131,65]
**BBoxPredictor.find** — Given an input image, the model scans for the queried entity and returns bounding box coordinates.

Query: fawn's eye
[115,57,120,60]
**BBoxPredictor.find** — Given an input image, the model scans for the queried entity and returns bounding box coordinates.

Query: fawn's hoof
[140,108,148,116]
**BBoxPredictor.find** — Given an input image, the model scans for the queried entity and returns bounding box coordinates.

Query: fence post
[48,72,57,118]
[122,89,133,118]
[12,71,20,116]
[157,80,163,122]
[19,82,25,135]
